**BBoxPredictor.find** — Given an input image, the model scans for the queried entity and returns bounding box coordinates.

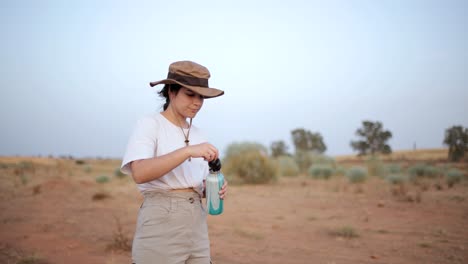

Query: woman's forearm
[130,147,191,184]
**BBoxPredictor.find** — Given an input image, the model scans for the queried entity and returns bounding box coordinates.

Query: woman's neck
[162,108,189,128]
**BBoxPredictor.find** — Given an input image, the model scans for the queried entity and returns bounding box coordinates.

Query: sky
[1,0,467,158]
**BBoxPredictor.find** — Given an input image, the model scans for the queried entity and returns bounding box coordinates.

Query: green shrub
[424,166,440,178]
[445,169,463,187]
[386,174,407,185]
[345,166,368,183]
[308,164,334,179]
[96,175,110,184]
[386,163,402,174]
[408,163,426,177]
[276,156,300,177]
[334,166,346,176]
[293,151,334,173]
[224,142,277,184]
[310,153,335,165]
[408,163,440,180]
[83,165,92,173]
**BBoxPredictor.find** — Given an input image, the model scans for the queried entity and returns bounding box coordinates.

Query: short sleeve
[120,116,159,175]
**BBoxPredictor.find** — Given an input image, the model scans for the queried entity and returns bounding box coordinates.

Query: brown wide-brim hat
[150,60,224,98]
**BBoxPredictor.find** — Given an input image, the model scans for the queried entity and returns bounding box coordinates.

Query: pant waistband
[170,188,197,193]
[142,188,201,199]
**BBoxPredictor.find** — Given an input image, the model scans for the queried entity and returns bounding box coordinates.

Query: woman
[121,60,228,264]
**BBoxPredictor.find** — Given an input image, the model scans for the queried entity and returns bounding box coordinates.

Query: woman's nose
[193,95,204,105]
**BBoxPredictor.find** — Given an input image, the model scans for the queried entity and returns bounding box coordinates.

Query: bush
[408,163,440,180]
[294,151,335,173]
[276,156,300,177]
[386,163,402,174]
[224,142,277,184]
[96,175,110,184]
[83,165,92,173]
[75,159,86,165]
[329,226,359,238]
[334,166,346,176]
[345,166,368,183]
[308,164,334,179]
[445,169,463,187]
[386,174,407,185]
[225,142,268,159]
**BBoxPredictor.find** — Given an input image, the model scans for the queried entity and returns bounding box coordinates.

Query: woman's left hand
[219,180,228,200]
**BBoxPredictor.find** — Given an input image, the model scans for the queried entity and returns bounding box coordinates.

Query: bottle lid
[208,158,222,172]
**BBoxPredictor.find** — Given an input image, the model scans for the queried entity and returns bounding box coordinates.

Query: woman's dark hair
[158,84,182,110]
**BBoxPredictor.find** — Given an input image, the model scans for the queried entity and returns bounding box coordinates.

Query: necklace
[178,117,192,161]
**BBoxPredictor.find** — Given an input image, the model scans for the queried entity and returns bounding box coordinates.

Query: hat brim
[149,79,224,98]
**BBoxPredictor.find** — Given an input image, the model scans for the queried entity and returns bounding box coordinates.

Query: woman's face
[171,87,205,119]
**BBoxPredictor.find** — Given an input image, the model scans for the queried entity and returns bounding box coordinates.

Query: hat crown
[169,61,211,79]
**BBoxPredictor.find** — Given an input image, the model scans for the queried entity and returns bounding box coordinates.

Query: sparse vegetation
[386,174,407,185]
[329,226,359,238]
[92,192,112,201]
[308,164,334,179]
[276,155,300,177]
[445,169,463,187]
[366,155,386,177]
[95,175,110,184]
[106,217,131,252]
[83,165,92,173]
[223,142,277,184]
[16,255,50,264]
[386,163,402,174]
[75,159,86,165]
[407,163,440,182]
[345,166,368,183]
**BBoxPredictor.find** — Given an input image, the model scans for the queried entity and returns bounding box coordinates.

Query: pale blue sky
[1,0,467,158]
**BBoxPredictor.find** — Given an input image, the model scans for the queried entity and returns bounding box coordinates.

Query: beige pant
[132,190,210,264]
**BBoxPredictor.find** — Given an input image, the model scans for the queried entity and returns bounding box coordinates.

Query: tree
[350,120,392,156]
[443,125,468,162]
[291,128,326,154]
[270,140,289,158]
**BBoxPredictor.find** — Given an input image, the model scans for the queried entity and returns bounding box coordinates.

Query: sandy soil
[0,157,467,264]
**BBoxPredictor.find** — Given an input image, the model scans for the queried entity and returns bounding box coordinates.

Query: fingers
[188,143,219,161]
[218,180,228,200]
[202,144,219,161]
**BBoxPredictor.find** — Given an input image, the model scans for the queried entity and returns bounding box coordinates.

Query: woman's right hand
[187,143,219,162]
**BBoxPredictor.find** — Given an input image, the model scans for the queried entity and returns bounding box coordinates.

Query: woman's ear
[168,87,176,100]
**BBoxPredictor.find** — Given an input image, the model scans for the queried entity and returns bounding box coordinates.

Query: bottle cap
[208,158,222,172]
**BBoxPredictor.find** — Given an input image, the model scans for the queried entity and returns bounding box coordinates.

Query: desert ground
[0,150,467,264]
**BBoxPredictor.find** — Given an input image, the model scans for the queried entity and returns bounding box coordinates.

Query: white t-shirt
[121,113,209,195]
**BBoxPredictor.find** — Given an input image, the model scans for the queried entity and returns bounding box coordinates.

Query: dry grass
[106,217,132,252]
[335,148,449,162]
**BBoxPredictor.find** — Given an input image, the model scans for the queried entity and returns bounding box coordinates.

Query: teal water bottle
[206,159,224,215]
